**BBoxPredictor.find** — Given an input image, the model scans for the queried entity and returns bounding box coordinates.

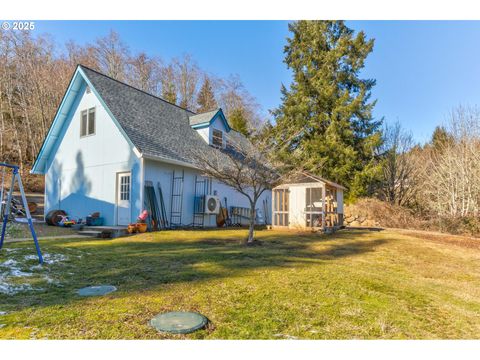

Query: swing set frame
[0,162,43,264]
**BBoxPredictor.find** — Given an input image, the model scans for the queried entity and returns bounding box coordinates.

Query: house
[272,172,345,230]
[31,65,271,227]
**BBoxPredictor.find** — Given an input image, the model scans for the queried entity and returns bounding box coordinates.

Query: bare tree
[93,30,129,81]
[423,106,480,218]
[193,133,281,244]
[218,74,264,134]
[66,40,100,70]
[126,52,162,94]
[379,121,420,206]
[173,54,200,110]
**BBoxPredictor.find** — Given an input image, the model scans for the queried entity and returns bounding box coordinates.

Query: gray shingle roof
[189,109,219,127]
[278,171,347,190]
[80,65,219,166]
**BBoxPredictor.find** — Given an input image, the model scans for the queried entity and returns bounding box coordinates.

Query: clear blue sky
[34,20,480,143]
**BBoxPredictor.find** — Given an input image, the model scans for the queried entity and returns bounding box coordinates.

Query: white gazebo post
[321,183,326,230]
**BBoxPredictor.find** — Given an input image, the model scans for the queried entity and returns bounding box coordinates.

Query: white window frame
[119,174,131,201]
[80,107,96,138]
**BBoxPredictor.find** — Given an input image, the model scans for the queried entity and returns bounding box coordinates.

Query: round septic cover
[77,285,117,297]
[150,311,208,334]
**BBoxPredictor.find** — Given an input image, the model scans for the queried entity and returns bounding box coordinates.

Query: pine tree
[430,126,453,151]
[271,20,382,200]
[196,76,217,112]
[160,64,177,104]
[162,83,177,104]
[228,107,250,136]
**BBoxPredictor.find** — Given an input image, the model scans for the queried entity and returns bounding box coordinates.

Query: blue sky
[34,20,480,143]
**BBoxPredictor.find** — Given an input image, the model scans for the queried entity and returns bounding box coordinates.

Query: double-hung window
[80,107,96,137]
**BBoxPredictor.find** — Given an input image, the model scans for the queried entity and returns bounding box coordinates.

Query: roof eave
[141,153,199,170]
[31,68,84,174]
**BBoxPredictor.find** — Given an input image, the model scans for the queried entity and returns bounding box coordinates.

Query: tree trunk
[246,201,256,244]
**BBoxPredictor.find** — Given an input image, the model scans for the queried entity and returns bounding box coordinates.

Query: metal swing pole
[0,167,5,218]
[0,166,15,250]
[0,163,43,264]
[15,169,43,264]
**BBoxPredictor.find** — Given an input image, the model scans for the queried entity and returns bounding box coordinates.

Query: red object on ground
[138,210,148,222]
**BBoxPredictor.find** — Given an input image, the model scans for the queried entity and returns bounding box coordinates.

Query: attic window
[86,86,91,94]
[80,107,96,137]
[212,129,223,148]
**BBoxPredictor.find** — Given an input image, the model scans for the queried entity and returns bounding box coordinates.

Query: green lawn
[1,228,480,339]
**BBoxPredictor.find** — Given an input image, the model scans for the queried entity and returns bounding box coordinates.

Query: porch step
[77,230,103,238]
[77,226,128,239]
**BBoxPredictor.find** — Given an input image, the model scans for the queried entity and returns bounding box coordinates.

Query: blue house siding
[44,80,142,225]
[144,159,272,227]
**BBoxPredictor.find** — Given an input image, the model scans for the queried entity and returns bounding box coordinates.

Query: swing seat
[14,217,39,224]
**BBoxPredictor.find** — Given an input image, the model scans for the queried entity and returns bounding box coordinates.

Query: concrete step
[77,226,128,239]
[77,230,102,238]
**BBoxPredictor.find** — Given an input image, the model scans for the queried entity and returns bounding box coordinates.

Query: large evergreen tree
[271,21,382,200]
[196,76,217,113]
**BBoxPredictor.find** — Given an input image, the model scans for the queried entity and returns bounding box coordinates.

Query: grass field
[1,228,480,339]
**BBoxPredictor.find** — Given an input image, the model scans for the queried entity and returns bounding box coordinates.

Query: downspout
[140,157,145,217]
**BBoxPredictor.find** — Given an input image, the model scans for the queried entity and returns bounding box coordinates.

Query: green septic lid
[77,285,117,296]
[150,311,208,334]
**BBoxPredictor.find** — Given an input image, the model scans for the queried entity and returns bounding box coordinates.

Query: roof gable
[31,67,138,174]
[189,108,231,131]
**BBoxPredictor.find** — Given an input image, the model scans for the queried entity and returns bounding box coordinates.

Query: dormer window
[80,107,96,137]
[212,129,223,148]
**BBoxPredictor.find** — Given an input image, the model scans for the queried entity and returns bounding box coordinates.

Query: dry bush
[345,198,430,230]
[347,198,480,237]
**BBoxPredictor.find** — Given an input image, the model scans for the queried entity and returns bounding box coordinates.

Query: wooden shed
[272,172,346,230]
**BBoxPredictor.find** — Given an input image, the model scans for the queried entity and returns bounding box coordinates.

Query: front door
[305,187,323,228]
[116,172,131,226]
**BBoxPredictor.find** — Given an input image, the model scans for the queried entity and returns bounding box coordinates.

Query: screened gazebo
[272,172,346,230]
